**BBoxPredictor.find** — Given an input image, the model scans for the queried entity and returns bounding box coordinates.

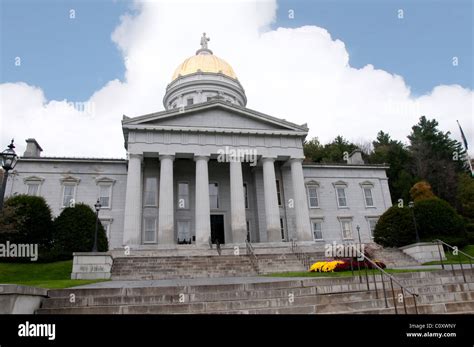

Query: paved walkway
[392,264,473,270]
[76,276,307,289]
[76,265,472,289]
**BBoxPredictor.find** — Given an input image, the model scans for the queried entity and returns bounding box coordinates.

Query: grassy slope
[0,260,107,288]
[424,245,474,265]
[264,268,437,278]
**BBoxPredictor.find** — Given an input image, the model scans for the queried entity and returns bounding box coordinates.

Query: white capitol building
[4,35,392,251]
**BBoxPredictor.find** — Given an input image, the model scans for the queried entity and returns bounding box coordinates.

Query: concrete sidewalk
[75,275,308,289]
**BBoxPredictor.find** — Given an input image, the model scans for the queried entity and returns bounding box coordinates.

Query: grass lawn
[0,260,108,289]
[423,245,474,265]
[265,268,438,278]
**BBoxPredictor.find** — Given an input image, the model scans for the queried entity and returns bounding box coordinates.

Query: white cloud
[1,0,472,158]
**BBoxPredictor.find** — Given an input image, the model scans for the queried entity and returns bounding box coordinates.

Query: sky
[0,0,472,158]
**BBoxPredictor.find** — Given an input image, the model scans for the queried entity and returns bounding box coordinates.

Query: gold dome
[171,53,237,81]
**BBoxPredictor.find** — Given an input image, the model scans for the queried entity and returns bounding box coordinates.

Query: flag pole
[457,120,473,176]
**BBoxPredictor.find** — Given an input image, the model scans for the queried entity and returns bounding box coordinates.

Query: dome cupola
[163,33,246,110]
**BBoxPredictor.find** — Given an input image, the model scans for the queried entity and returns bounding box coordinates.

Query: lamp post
[0,140,18,211]
[409,201,420,243]
[92,199,102,252]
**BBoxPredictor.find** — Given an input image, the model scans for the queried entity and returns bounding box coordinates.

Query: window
[178,182,189,209]
[340,219,353,240]
[276,180,282,206]
[311,220,323,240]
[24,177,44,197]
[62,184,76,208]
[98,184,112,208]
[243,183,249,208]
[177,220,191,241]
[367,217,379,238]
[186,98,194,106]
[209,183,219,209]
[336,187,347,207]
[280,218,285,241]
[144,217,156,243]
[363,187,374,207]
[144,177,157,206]
[26,183,40,196]
[306,185,319,208]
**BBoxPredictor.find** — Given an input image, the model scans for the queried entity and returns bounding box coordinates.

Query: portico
[119,35,315,248]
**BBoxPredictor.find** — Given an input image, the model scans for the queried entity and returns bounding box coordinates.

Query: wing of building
[4,37,392,250]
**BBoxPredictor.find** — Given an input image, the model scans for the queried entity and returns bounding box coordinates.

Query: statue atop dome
[200,33,210,50]
[196,33,213,55]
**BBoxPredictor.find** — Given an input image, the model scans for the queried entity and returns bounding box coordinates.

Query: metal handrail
[290,239,311,269]
[355,249,419,314]
[245,239,259,273]
[434,239,473,283]
[434,239,474,260]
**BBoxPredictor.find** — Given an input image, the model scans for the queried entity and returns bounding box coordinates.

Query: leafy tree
[52,203,108,259]
[410,181,435,202]
[408,116,467,205]
[0,195,54,262]
[321,136,358,163]
[304,136,358,163]
[369,131,414,203]
[457,173,474,223]
[0,195,53,246]
[303,137,324,162]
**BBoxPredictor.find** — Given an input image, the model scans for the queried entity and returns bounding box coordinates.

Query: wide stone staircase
[368,246,421,268]
[36,269,474,314]
[110,249,325,280]
[111,255,257,280]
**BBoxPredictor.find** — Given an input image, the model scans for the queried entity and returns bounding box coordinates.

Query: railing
[245,239,259,274]
[435,239,473,283]
[290,239,311,269]
[208,236,222,256]
[355,250,419,314]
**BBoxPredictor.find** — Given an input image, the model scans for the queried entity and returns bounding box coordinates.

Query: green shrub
[0,195,53,262]
[374,198,467,248]
[414,198,467,247]
[52,203,108,260]
[373,205,416,247]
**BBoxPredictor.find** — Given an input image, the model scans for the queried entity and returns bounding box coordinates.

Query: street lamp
[92,199,102,252]
[408,201,420,243]
[0,140,18,211]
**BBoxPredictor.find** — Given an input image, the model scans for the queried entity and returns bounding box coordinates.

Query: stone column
[262,157,281,242]
[195,156,211,245]
[123,153,143,247]
[158,155,175,244]
[230,160,247,243]
[290,158,313,241]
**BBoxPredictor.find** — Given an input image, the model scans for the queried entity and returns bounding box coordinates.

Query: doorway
[210,214,225,244]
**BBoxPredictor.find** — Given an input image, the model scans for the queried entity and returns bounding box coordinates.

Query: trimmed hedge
[52,203,108,260]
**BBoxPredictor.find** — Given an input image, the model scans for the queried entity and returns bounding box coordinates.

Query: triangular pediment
[123,102,307,133]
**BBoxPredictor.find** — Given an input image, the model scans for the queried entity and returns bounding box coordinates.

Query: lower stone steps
[37,269,474,314]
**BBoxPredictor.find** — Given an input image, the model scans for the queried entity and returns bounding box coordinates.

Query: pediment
[123,102,307,133]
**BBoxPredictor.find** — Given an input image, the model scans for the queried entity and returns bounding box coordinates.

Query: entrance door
[210,215,225,244]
